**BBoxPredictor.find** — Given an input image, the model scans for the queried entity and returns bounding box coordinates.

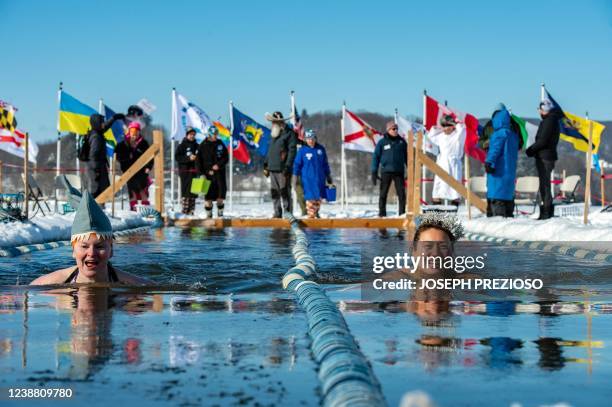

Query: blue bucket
[325,186,337,202]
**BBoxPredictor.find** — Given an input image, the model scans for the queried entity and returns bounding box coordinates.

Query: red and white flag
[342,109,382,153]
[424,95,486,162]
[0,128,38,163]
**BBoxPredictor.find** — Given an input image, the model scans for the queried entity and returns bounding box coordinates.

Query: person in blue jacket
[484,104,519,217]
[293,129,333,218]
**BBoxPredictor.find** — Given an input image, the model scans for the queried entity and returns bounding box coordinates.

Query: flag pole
[55,82,63,213]
[584,112,593,225]
[24,132,29,219]
[290,90,298,215]
[228,100,235,213]
[340,102,346,210]
[171,88,177,211]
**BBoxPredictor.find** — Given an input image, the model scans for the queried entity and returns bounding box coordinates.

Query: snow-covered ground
[0,209,150,248]
[167,200,612,242]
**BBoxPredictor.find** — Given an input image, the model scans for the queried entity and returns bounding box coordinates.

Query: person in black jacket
[115,122,153,211]
[526,100,562,219]
[371,121,407,217]
[83,113,124,198]
[263,111,298,218]
[197,125,229,218]
[175,127,199,215]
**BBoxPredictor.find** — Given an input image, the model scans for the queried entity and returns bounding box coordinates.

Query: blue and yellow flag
[58,91,97,135]
[58,91,119,157]
[231,106,270,157]
[102,104,125,156]
[545,90,605,155]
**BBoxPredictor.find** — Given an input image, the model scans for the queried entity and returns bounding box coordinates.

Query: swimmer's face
[414,228,453,275]
[72,235,113,280]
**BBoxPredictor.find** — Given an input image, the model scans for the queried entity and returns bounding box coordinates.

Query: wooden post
[601,163,606,206]
[406,130,415,216]
[24,133,29,219]
[153,130,164,214]
[111,154,116,217]
[583,119,593,225]
[465,154,472,220]
[413,131,423,216]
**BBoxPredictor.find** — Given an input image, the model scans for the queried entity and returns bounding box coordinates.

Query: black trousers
[379,172,406,217]
[535,158,555,208]
[487,199,515,217]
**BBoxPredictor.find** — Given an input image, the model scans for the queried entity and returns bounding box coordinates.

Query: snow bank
[0,210,150,248]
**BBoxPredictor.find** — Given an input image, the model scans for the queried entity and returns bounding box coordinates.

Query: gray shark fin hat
[71,190,113,243]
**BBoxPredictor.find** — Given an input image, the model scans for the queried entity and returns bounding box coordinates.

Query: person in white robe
[427,115,466,205]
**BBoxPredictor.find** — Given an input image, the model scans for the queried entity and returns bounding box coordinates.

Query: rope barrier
[282,213,386,407]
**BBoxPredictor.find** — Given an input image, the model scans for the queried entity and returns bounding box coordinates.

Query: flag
[58,91,117,157]
[424,95,486,162]
[544,90,605,156]
[0,100,17,133]
[396,114,438,155]
[58,91,98,135]
[0,128,38,163]
[214,121,251,164]
[102,104,125,156]
[231,106,270,157]
[171,91,213,142]
[510,114,537,150]
[291,103,305,141]
[342,109,382,153]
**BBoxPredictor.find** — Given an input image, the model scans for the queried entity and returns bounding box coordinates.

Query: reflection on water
[0,287,316,405]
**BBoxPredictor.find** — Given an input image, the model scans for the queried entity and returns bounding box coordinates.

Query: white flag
[171,91,213,142]
[396,115,439,155]
[342,109,382,153]
[0,129,38,163]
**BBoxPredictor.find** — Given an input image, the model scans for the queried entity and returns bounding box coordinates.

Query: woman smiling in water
[30,191,152,285]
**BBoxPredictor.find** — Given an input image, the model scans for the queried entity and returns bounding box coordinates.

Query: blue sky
[2,0,611,142]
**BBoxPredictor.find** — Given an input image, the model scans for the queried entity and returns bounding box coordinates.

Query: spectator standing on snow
[526,100,561,220]
[372,121,407,217]
[484,104,519,217]
[293,130,333,218]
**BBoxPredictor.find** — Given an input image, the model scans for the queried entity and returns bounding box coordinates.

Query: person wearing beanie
[175,127,199,215]
[197,125,229,218]
[292,129,333,218]
[30,191,152,285]
[525,100,562,219]
[484,103,519,217]
[81,112,125,198]
[371,121,407,217]
[427,114,466,206]
[263,111,298,218]
[115,121,153,211]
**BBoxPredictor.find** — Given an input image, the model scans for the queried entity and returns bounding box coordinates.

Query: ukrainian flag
[102,104,125,156]
[58,91,119,157]
[58,91,97,135]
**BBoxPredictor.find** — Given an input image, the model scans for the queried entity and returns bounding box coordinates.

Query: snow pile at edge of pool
[0,210,151,248]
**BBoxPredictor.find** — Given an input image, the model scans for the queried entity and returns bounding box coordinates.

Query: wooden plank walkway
[167,217,411,229]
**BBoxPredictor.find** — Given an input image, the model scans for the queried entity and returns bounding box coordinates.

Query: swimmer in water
[30,191,153,285]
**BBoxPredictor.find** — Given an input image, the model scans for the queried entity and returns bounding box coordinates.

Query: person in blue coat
[484,104,519,217]
[293,130,333,218]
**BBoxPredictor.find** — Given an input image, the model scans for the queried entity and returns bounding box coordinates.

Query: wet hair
[413,213,464,242]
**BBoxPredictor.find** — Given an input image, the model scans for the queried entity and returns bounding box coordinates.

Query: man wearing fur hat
[263,111,298,218]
